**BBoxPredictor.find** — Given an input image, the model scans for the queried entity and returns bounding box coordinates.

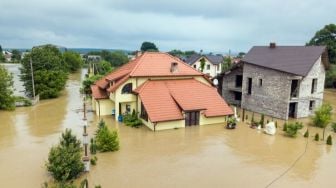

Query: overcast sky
[0,0,335,53]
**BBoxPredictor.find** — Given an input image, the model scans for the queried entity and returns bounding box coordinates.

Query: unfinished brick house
[222,43,329,120]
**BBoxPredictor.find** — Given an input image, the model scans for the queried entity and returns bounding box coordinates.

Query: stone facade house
[222,43,328,120]
[185,54,223,78]
[91,52,233,131]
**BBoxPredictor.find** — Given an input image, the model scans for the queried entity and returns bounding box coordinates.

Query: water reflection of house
[185,54,223,78]
[91,52,233,131]
[222,43,328,120]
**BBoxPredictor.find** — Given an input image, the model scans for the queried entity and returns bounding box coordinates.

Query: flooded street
[0,68,336,187]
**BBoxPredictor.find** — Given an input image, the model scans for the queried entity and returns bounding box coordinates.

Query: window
[234,91,242,101]
[311,78,317,94]
[247,77,252,95]
[121,83,132,94]
[259,79,262,87]
[140,102,148,121]
[193,64,197,69]
[206,64,210,70]
[235,75,243,87]
[309,100,315,111]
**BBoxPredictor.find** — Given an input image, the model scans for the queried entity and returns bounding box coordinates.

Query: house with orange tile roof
[91,52,233,131]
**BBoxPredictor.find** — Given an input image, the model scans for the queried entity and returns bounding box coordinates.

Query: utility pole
[82,96,90,172]
[30,58,36,99]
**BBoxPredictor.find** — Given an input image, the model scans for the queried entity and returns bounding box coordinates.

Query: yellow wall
[93,99,114,116]
[155,120,185,131]
[200,114,226,125]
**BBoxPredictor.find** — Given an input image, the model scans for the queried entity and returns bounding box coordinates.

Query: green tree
[325,64,336,88]
[11,49,21,63]
[46,129,84,182]
[0,65,15,110]
[312,104,333,140]
[140,41,159,52]
[237,52,246,58]
[63,51,83,72]
[285,122,303,137]
[307,24,336,64]
[94,60,113,75]
[109,51,128,67]
[0,45,5,62]
[199,57,206,72]
[221,56,233,72]
[315,133,320,141]
[82,75,103,94]
[20,45,68,99]
[327,135,332,145]
[95,120,119,152]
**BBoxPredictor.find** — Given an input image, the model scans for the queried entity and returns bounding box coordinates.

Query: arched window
[121,83,132,94]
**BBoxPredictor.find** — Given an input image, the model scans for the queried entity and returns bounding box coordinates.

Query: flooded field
[0,69,335,187]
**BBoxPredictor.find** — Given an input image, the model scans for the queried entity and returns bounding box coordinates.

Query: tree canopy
[63,51,83,72]
[0,65,15,110]
[11,49,21,62]
[140,41,159,52]
[0,45,5,62]
[20,45,68,99]
[46,129,84,182]
[307,24,336,64]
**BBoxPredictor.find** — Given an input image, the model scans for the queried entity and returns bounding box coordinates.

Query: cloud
[0,0,335,53]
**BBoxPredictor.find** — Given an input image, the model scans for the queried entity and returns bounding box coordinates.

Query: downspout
[98,100,101,118]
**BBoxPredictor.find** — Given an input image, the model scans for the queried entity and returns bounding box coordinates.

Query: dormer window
[122,83,132,94]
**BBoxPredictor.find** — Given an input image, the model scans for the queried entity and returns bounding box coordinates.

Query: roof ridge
[129,52,146,76]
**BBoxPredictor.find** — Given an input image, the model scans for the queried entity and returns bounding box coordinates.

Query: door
[288,102,297,118]
[185,111,200,126]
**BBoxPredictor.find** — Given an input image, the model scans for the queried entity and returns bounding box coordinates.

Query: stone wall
[222,67,243,106]
[241,63,294,119]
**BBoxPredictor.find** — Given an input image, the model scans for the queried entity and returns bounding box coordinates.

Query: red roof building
[91,52,233,131]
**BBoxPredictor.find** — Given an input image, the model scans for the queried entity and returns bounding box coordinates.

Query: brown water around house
[0,70,335,187]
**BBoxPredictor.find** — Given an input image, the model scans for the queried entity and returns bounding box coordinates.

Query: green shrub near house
[315,133,320,141]
[123,110,142,128]
[283,123,288,131]
[95,120,119,152]
[285,122,303,137]
[304,129,309,138]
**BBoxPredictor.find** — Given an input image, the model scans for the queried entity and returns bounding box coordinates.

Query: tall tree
[20,45,68,99]
[140,41,159,52]
[307,24,336,64]
[110,51,129,67]
[63,51,83,72]
[0,45,5,62]
[312,104,333,140]
[0,65,15,110]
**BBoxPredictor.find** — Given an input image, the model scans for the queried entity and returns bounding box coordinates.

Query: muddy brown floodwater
[0,69,335,188]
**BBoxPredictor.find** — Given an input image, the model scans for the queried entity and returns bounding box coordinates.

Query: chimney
[269,42,276,48]
[170,62,178,73]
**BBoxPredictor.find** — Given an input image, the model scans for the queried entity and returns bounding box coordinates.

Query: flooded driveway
[0,69,335,187]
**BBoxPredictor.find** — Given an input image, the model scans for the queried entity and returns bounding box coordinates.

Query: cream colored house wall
[200,114,226,125]
[155,120,185,131]
[93,99,114,116]
[191,58,221,78]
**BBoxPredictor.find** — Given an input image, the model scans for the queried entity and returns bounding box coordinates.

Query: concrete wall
[222,67,243,106]
[191,57,221,78]
[93,99,114,116]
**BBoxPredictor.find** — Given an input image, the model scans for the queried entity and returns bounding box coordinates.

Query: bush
[332,122,336,133]
[283,123,287,131]
[46,129,84,182]
[90,156,98,165]
[275,121,278,128]
[315,133,320,141]
[304,129,309,137]
[14,96,32,106]
[285,122,303,137]
[95,120,119,152]
[327,135,333,145]
[260,114,265,128]
[90,138,97,154]
[312,104,333,140]
[123,110,142,128]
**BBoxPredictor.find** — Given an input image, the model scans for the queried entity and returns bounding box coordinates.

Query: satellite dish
[213,78,218,86]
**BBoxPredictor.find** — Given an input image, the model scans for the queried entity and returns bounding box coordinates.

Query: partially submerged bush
[304,129,309,138]
[332,122,336,133]
[327,135,333,145]
[95,120,119,152]
[285,122,303,137]
[123,110,142,128]
[315,133,320,141]
[283,123,288,131]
